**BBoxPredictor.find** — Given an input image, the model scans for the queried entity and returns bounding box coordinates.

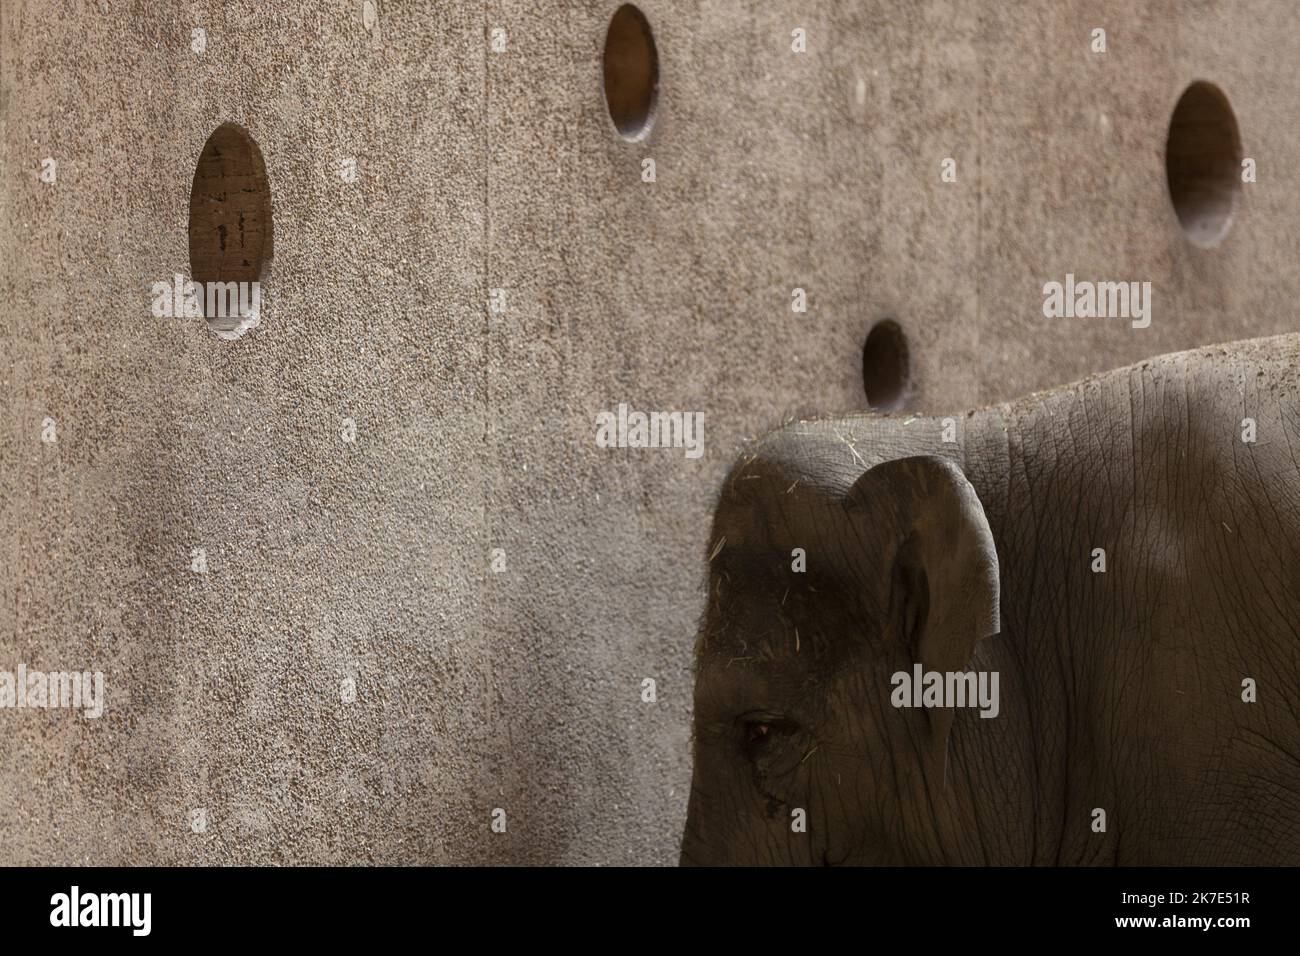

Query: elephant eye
[738,714,796,761]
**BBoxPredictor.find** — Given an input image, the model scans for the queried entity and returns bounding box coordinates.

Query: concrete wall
[2,0,1296,864]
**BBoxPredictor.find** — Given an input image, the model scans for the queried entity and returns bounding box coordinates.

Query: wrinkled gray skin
[681,335,1300,866]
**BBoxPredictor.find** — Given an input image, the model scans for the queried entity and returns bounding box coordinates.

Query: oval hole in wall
[862,319,911,411]
[188,122,273,339]
[603,4,659,141]
[1165,80,1242,248]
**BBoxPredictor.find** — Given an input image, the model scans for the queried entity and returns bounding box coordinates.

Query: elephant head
[680,451,1004,865]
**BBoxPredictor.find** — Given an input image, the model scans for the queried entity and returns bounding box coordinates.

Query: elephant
[680,334,1300,866]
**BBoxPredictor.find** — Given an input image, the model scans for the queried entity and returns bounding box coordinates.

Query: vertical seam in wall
[481,1,494,728]
[480,1,493,723]
[975,6,984,407]
[482,4,491,442]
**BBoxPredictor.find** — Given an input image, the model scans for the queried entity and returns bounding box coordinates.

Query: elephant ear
[842,456,1000,744]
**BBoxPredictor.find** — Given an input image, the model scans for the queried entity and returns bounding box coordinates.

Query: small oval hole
[862,320,911,411]
[188,122,273,338]
[1165,80,1242,248]
[602,5,659,141]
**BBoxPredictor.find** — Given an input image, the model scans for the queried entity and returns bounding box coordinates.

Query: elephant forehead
[695,645,809,712]
[699,590,866,691]
[713,469,857,554]
[703,609,798,659]
[705,556,879,649]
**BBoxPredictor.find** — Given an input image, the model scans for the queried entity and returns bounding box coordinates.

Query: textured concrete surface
[2,0,1297,864]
